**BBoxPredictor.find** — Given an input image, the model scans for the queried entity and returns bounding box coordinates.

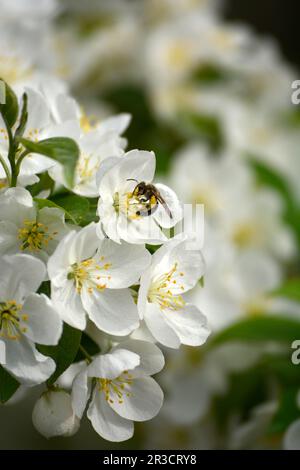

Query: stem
[79,344,92,363]
[1,113,17,187]
[0,153,11,185]
[15,149,29,176]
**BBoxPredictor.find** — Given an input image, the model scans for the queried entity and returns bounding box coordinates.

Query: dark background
[225,0,300,68]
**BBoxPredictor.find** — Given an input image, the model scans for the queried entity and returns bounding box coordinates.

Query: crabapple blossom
[71,340,164,442]
[138,236,210,348]
[96,149,182,244]
[0,187,70,263]
[48,222,151,334]
[32,389,80,439]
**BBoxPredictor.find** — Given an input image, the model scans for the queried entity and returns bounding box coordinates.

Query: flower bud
[32,389,80,439]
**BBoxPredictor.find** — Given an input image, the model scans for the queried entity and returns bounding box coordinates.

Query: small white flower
[0,187,70,263]
[50,114,130,197]
[97,149,182,244]
[48,222,151,334]
[71,340,164,442]
[138,237,210,348]
[32,389,80,439]
[0,253,62,385]
[0,88,62,188]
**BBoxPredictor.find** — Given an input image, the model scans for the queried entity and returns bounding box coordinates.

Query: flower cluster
[0,59,209,441]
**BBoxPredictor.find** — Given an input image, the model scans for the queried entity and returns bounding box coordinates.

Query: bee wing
[156,194,173,219]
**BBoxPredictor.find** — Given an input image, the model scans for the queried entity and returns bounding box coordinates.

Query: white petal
[109,376,163,422]
[98,150,156,197]
[87,349,140,380]
[151,237,206,294]
[0,187,35,226]
[113,340,165,377]
[2,336,55,386]
[21,293,62,345]
[71,368,92,419]
[81,287,139,336]
[87,389,134,442]
[0,254,45,302]
[0,220,19,255]
[153,183,183,228]
[164,304,210,347]
[32,390,80,438]
[51,281,87,330]
[144,303,181,348]
[117,214,166,245]
[95,240,151,288]
[98,114,131,135]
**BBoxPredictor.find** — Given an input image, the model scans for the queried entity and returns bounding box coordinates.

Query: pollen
[148,263,186,311]
[98,371,134,405]
[69,257,112,294]
[0,300,26,341]
[18,220,57,252]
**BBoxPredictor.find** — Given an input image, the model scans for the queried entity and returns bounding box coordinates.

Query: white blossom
[71,340,164,442]
[48,222,150,334]
[0,187,70,263]
[138,236,210,348]
[0,253,62,385]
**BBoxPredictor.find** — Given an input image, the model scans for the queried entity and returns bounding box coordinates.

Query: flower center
[232,222,262,248]
[113,191,156,220]
[0,300,28,340]
[76,154,99,184]
[80,112,98,134]
[98,371,133,404]
[18,220,58,252]
[148,263,186,310]
[68,257,112,294]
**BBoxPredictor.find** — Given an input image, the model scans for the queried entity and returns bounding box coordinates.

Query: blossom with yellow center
[148,263,186,311]
[0,300,28,340]
[99,370,133,405]
[18,220,58,252]
[68,257,112,294]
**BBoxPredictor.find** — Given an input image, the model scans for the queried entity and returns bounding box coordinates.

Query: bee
[127,179,173,219]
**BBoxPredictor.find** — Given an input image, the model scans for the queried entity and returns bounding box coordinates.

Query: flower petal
[153,183,183,229]
[71,368,92,419]
[2,336,55,386]
[81,287,139,336]
[21,293,62,345]
[87,389,134,442]
[51,280,87,330]
[95,240,151,288]
[164,303,210,346]
[109,376,163,422]
[87,349,140,380]
[144,302,181,348]
[113,340,165,377]
[0,254,45,302]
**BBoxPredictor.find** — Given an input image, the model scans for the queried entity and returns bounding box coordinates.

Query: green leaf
[51,194,97,226]
[272,279,300,303]
[0,79,19,128]
[74,332,101,362]
[268,387,300,435]
[20,137,80,187]
[210,315,300,347]
[14,93,28,139]
[38,323,82,386]
[27,172,55,197]
[34,197,77,224]
[0,366,20,404]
